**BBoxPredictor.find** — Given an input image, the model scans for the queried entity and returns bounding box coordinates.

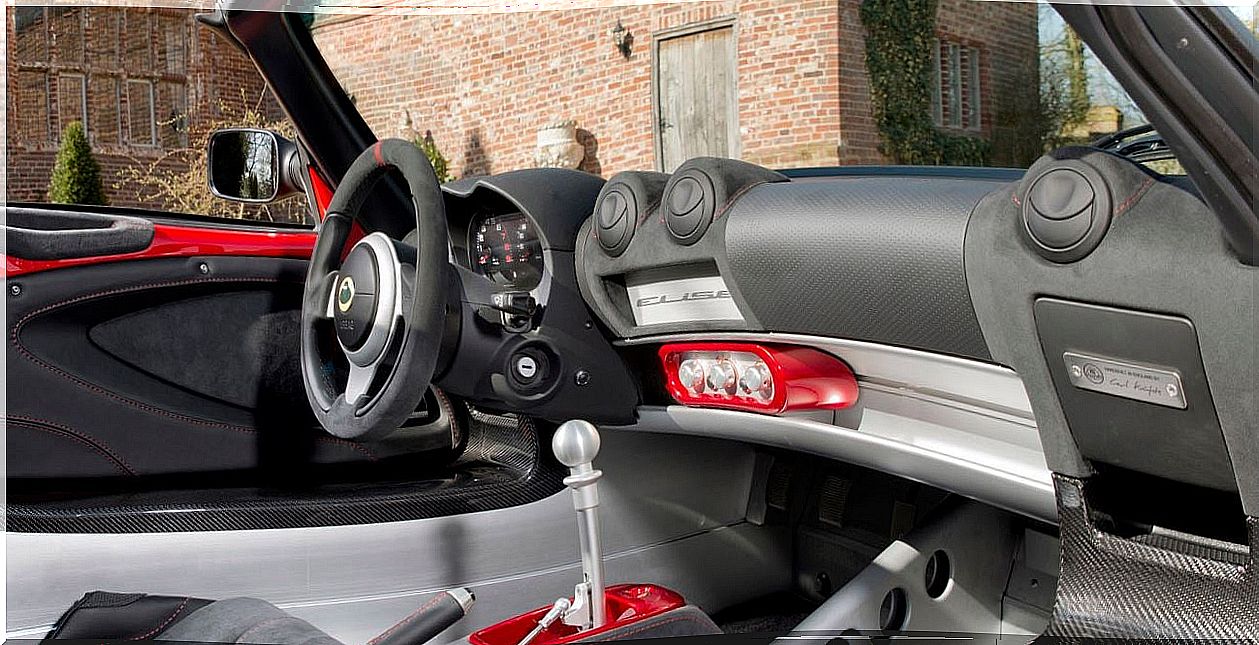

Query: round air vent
[594,184,637,257]
[663,169,716,245]
[1021,161,1112,263]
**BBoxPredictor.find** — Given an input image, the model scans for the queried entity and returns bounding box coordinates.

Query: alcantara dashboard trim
[615,332,1055,523]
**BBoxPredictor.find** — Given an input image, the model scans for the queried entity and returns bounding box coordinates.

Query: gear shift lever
[552,420,608,630]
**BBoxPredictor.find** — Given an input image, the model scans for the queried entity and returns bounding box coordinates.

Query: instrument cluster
[469,212,545,290]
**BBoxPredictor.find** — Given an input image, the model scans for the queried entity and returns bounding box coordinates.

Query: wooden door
[656,26,739,172]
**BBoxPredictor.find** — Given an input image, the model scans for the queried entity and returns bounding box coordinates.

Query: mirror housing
[207,128,304,203]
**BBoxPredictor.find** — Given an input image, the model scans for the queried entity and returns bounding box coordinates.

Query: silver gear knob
[551,419,607,630]
[552,419,601,468]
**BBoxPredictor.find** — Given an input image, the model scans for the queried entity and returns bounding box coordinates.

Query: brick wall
[935,0,1040,166]
[312,0,1038,177]
[312,0,844,178]
[6,7,282,209]
[5,2,1041,212]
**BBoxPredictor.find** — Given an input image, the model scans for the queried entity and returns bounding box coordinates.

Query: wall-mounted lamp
[611,20,634,59]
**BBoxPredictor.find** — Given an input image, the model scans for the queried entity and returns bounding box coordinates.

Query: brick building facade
[6,2,1039,212]
[311,0,1039,177]
[6,6,281,208]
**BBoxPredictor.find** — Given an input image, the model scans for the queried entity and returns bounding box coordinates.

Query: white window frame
[89,75,123,146]
[58,72,88,135]
[966,46,982,131]
[947,42,962,129]
[931,38,943,127]
[126,78,156,147]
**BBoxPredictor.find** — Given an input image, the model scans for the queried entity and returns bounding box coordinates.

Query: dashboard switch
[490,291,538,333]
[492,291,537,317]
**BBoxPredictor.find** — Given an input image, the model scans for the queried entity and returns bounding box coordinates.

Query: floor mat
[713,592,815,635]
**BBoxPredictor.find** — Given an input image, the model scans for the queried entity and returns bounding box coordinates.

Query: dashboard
[431,153,1253,524]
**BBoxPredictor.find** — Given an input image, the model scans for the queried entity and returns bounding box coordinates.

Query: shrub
[415,130,453,183]
[116,89,304,223]
[48,121,107,205]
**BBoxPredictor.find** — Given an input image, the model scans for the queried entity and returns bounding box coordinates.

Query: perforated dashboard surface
[724,177,1000,361]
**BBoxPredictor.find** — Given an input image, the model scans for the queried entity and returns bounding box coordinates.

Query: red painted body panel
[308,166,335,219]
[5,167,335,278]
[659,342,859,414]
[468,584,686,645]
[4,223,317,277]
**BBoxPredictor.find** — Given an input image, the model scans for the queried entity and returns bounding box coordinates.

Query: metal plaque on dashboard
[625,274,745,326]
[1062,352,1187,410]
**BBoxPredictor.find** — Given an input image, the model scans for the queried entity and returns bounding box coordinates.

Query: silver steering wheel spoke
[344,360,379,407]
[319,271,339,320]
[330,232,407,410]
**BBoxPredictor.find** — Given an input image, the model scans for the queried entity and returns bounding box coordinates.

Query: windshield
[306,2,1253,177]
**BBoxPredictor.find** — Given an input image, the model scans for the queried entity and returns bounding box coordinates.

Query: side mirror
[207,128,304,203]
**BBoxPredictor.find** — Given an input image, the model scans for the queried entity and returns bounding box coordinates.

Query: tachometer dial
[470,213,544,289]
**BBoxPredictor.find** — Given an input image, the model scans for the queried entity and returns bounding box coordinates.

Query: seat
[44,591,722,645]
[43,592,340,644]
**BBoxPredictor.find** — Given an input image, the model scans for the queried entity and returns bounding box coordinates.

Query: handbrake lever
[368,588,474,645]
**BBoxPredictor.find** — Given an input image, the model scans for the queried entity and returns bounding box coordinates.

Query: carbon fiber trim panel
[7,409,564,533]
[1042,475,1259,639]
[724,178,999,361]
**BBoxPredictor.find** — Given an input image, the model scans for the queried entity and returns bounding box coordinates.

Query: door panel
[3,204,461,482]
[5,253,376,480]
[657,26,740,171]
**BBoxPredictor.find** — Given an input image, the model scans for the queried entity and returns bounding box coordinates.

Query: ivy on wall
[859,0,990,166]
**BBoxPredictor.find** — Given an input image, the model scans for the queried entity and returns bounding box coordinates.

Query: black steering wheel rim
[300,139,449,441]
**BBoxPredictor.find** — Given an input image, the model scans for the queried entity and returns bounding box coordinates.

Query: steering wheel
[300,140,450,441]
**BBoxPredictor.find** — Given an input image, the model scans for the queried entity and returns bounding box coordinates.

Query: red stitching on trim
[713,181,768,222]
[366,594,447,645]
[1114,177,1155,216]
[127,597,189,640]
[581,615,713,641]
[433,388,461,445]
[236,615,296,642]
[11,277,377,461]
[636,199,663,227]
[8,415,136,476]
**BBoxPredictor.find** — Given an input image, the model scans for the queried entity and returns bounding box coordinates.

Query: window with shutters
[931,38,983,132]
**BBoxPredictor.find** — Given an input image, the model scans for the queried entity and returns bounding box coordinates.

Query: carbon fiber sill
[6,409,565,534]
[1039,474,1259,640]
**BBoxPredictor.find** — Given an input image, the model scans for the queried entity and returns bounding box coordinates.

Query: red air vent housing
[659,342,858,414]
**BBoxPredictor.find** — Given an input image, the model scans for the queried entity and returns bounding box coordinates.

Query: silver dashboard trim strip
[616,406,1055,524]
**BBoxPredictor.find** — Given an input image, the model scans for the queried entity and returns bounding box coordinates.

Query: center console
[467,420,719,645]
